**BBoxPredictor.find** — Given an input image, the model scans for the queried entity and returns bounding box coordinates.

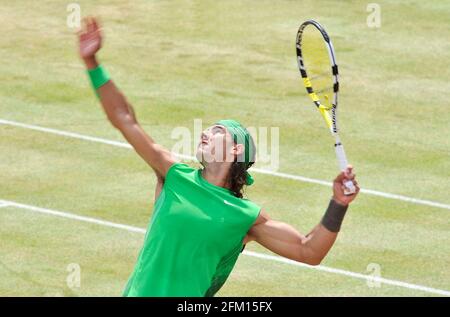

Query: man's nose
[202,130,212,140]
[201,132,209,142]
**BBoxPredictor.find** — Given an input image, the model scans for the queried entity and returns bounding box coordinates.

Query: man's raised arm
[78,17,177,177]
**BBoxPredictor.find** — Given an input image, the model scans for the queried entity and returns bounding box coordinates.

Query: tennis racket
[296,20,356,195]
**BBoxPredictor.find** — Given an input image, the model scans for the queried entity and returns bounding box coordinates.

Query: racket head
[296,20,339,134]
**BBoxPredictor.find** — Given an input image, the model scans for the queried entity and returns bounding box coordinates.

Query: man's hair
[229,135,256,198]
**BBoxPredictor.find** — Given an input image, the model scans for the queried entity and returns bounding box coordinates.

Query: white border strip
[1,118,449,210]
[1,198,449,296]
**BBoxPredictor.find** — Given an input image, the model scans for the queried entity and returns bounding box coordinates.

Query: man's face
[196,125,236,165]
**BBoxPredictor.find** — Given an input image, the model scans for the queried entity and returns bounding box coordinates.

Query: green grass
[0,0,449,296]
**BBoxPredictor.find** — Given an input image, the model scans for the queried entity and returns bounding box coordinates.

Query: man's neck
[202,163,231,188]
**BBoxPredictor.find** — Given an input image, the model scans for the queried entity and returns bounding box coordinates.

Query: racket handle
[334,141,356,195]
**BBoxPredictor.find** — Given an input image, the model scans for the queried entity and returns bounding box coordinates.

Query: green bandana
[215,119,255,186]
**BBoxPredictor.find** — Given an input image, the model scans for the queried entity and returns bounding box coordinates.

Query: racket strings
[301,37,334,108]
[309,71,330,81]
[297,20,341,137]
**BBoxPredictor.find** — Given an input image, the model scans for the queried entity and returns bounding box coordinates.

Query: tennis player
[78,17,360,297]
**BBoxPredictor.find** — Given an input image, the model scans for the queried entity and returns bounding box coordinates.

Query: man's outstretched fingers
[92,17,100,31]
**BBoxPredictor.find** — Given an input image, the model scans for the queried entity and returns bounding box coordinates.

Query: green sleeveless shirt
[123,163,261,297]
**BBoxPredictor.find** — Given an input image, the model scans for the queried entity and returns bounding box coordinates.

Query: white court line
[1,198,448,296]
[0,199,144,234]
[0,202,11,208]
[1,118,450,211]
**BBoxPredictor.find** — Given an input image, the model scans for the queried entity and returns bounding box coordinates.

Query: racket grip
[343,180,356,195]
[334,141,356,195]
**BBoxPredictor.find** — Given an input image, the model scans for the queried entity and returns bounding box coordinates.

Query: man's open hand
[78,17,102,61]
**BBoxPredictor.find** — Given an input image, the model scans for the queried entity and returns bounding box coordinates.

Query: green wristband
[87,65,111,90]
